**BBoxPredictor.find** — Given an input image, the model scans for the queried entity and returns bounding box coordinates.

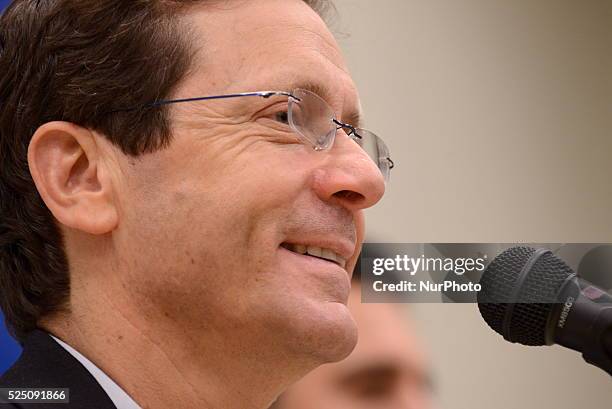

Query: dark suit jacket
[0,330,117,409]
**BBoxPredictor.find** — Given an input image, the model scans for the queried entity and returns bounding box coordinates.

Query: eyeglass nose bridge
[332,119,361,140]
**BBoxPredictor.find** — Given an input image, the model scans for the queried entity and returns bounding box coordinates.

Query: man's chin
[284,300,358,365]
[318,302,359,364]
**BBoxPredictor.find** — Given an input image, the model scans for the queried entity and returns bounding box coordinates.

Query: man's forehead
[181,2,356,96]
[183,0,343,66]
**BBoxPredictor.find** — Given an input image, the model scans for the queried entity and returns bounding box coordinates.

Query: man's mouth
[280,243,348,269]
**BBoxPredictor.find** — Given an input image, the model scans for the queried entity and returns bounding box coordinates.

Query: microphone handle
[551,277,612,376]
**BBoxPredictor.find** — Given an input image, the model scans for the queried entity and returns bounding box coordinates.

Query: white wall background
[332,1,612,408]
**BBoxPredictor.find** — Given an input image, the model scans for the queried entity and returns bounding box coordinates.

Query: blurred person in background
[272,274,434,409]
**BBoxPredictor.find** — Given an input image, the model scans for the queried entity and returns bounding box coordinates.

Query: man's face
[105,0,385,364]
[277,283,434,409]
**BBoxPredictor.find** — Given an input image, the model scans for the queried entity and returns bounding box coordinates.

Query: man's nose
[311,130,386,211]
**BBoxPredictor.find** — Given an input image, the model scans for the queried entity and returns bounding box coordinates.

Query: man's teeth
[284,244,347,268]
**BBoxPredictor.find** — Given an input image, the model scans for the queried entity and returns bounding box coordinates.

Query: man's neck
[41,273,308,409]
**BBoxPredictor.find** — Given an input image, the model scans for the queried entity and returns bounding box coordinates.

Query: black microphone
[477,246,612,376]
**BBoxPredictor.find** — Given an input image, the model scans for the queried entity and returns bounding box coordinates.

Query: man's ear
[28,121,119,235]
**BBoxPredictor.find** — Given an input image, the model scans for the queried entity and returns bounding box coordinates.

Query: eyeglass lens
[287,89,392,181]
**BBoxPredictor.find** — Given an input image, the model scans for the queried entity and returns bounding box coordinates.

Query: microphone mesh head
[477,246,575,346]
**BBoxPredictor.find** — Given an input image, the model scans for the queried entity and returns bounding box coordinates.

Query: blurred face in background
[276,282,434,409]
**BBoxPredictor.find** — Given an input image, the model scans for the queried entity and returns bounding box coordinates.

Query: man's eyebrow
[343,110,364,129]
[287,80,331,101]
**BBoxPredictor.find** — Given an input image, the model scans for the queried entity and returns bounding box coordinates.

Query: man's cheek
[346,211,365,276]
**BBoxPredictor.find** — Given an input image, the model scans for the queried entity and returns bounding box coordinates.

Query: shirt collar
[51,335,142,409]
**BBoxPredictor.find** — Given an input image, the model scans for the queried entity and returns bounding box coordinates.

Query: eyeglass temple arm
[148,91,296,106]
[109,91,297,113]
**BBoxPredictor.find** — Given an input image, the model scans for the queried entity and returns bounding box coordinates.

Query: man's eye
[273,111,289,125]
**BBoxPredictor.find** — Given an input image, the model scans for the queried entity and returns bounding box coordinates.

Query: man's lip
[278,246,351,275]
[279,238,355,262]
